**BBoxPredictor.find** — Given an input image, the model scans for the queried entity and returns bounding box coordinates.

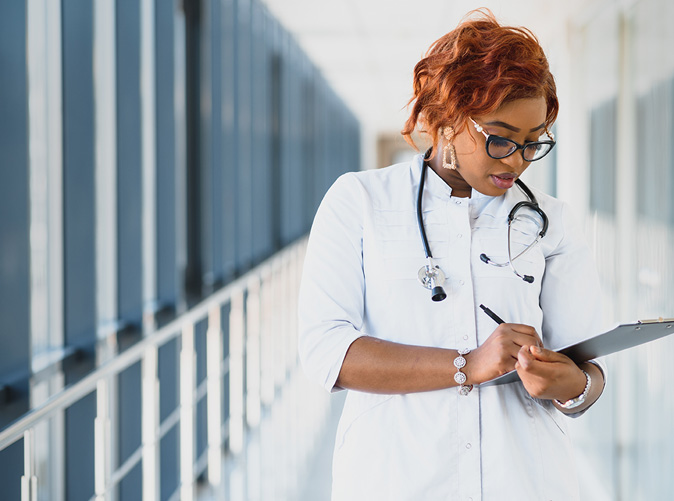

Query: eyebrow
[484,120,546,133]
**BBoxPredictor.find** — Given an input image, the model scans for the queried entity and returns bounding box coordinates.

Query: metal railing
[0,237,330,501]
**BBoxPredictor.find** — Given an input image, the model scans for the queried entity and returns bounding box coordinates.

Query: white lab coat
[298,154,604,501]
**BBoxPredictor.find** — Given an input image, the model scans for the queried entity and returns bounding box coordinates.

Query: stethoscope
[417,154,549,302]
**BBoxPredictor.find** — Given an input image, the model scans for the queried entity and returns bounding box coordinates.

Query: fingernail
[531,346,540,354]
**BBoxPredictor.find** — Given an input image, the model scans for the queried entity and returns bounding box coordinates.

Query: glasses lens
[522,142,553,161]
[486,137,517,159]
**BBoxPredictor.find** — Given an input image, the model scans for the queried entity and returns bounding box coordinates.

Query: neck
[426,150,472,198]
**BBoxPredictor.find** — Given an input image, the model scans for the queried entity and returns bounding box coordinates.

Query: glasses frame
[469,117,556,162]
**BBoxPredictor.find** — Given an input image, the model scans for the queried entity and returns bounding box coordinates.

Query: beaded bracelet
[453,348,473,396]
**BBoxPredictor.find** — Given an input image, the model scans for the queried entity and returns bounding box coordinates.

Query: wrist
[555,369,591,410]
[459,349,484,386]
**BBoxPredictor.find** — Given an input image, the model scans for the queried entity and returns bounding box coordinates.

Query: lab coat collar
[410,153,531,218]
[411,154,452,203]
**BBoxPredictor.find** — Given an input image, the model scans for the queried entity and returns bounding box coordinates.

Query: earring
[442,126,457,170]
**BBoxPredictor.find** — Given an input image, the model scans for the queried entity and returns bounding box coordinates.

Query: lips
[490,173,517,190]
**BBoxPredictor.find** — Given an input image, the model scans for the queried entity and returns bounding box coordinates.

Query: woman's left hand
[515,345,586,402]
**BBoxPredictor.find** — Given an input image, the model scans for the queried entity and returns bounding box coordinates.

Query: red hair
[402,9,558,151]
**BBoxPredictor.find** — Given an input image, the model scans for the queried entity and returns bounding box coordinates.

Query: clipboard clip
[637,318,674,324]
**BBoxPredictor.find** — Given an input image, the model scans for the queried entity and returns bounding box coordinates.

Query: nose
[499,151,526,172]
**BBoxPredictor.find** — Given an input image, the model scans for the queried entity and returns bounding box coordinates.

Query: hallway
[196,390,345,501]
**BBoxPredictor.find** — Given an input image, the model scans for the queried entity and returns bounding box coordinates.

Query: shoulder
[340,160,416,188]
[519,186,586,256]
[510,183,566,213]
[324,157,420,210]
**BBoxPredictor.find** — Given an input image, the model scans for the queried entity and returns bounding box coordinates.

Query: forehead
[479,97,547,130]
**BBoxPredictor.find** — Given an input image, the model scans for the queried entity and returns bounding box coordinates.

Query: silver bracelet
[453,348,473,396]
[555,370,591,410]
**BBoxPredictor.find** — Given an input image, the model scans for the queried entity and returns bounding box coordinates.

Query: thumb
[516,345,536,370]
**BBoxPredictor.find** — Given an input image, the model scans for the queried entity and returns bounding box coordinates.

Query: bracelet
[453,348,473,396]
[555,370,591,410]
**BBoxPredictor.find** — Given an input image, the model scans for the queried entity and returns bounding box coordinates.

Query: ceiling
[259,0,589,137]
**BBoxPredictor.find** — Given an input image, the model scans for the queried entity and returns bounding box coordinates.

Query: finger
[507,332,543,351]
[528,346,572,363]
[504,324,543,346]
[506,323,539,336]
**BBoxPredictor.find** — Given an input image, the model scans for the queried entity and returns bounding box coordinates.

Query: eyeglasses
[470,118,556,162]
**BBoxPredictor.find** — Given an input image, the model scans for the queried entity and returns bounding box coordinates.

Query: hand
[515,345,587,401]
[464,323,543,385]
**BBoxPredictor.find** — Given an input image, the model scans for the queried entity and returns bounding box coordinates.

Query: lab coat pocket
[528,395,569,436]
[373,208,447,280]
[335,392,395,451]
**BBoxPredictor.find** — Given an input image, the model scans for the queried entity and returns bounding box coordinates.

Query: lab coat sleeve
[539,201,607,414]
[298,173,367,392]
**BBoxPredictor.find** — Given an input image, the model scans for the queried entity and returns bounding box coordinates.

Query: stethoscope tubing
[417,153,434,259]
[417,156,549,295]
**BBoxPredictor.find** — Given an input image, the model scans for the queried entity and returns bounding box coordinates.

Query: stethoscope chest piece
[418,263,447,302]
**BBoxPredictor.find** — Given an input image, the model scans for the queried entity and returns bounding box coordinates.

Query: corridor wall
[553,0,674,498]
[0,0,360,499]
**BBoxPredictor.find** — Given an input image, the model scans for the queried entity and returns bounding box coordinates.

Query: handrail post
[207,306,223,487]
[246,277,261,428]
[94,379,112,500]
[141,345,159,501]
[229,289,246,455]
[21,428,37,501]
[259,270,274,407]
[180,322,196,501]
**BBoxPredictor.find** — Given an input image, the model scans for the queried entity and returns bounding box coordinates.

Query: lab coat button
[465,443,471,449]
[463,335,468,340]
[459,280,465,286]
[457,233,463,238]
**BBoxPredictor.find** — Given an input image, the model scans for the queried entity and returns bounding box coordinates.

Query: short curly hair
[402,9,558,151]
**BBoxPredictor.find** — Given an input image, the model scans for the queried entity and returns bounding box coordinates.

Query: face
[447,97,548,197]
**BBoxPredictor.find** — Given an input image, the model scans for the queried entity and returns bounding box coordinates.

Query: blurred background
[0,0,672,499]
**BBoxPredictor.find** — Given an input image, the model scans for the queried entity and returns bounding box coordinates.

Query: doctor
[299,10,606,501]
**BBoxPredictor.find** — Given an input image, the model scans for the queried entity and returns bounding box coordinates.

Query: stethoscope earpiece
[481,252,535,283]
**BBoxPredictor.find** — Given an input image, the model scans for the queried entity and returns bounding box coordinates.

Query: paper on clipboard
[481,318,674,386]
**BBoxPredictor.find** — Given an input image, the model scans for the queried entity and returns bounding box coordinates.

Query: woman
[298,10,605,500]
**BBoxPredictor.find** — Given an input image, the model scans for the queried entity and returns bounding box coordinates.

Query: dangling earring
[442,126,457,170]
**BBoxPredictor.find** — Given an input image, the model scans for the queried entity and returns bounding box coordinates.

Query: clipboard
[481,318,674,386]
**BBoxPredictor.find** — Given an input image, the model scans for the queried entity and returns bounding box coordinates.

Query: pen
[479,304,505,325]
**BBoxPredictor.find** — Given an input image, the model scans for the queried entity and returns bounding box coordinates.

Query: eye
[490,137,514,149]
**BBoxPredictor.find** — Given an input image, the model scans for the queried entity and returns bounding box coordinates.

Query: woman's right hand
[464,324,543,385]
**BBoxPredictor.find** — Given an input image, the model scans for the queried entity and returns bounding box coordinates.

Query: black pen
[479,304,505,325]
